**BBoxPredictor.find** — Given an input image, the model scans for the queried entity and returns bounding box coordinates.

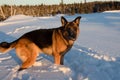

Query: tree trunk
[11,5,13,16]
[0,6,6,19]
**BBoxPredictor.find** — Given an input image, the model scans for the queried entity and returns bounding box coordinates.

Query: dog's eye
[66,28,70,32]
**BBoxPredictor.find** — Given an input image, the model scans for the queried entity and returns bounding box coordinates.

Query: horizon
[0,0,120,6]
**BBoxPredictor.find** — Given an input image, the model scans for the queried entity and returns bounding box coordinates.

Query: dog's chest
[42,46,53,55]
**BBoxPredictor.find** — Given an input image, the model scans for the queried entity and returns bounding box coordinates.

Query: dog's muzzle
[68,30,76,41]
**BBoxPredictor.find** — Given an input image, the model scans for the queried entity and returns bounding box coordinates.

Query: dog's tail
[0,41,17,53]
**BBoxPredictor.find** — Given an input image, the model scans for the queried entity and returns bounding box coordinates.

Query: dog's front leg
[60,54,65,65]
[54,54,61,65]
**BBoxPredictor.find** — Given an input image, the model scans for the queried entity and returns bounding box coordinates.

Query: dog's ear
[74,16,82,26]
[61,16,68,27]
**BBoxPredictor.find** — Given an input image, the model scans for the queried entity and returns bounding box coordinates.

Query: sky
[0,0,120,5]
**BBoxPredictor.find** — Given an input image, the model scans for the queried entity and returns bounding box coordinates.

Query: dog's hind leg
[15,41,40,71]
[19,51,38,71]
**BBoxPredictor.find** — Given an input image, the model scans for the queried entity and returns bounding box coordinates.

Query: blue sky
[0,0,119,5]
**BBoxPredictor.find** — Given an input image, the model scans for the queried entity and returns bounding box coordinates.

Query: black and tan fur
[0,16,81,71]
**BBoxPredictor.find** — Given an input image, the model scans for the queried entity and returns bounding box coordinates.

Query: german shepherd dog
[0,16,81,71]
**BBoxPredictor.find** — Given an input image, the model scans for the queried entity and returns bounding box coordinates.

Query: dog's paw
[18,68,26,71]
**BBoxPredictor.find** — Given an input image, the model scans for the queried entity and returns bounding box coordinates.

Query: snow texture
[0,10,120,80]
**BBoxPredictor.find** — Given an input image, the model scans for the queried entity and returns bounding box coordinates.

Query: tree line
[0,1,120,21]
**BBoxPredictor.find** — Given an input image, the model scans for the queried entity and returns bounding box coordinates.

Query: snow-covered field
[0,10,120,80]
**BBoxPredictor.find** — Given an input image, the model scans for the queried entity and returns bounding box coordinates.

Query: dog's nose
[70,31,74,36]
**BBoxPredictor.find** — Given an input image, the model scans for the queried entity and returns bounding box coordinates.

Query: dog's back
[22,29,54,48]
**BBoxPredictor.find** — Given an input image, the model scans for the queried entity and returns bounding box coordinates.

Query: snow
[103,10,120,13]
[0,10,120,80]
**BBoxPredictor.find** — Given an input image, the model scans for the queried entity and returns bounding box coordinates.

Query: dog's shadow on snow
[0,31,22,65]
[65,44,120,80]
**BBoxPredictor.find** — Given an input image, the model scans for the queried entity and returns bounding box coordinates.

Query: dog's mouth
[68,36,76,41]
[62,29,77,41]
[68,32,76,41]
[68,30,77,41]
[63,32,76,41]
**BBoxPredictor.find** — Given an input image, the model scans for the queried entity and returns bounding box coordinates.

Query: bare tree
[61,0,64,13]
[85,0,86,3]
[0,6,6,19]
[11,5,13,16]
[10,0,16,16]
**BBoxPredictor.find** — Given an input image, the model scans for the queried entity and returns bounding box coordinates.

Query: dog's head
[61,16,81,41]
